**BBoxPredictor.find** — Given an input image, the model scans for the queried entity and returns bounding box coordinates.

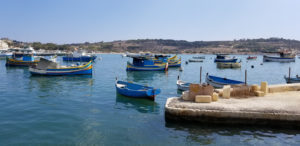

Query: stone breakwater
[165,83,300,128]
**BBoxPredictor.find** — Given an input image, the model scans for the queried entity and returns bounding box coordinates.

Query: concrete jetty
[165,83,300,127]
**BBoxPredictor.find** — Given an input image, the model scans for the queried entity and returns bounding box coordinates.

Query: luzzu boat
[29,58,92,75]
[205,73,245,88]
[168,55,181,67]
[263,52,295,62]
[154,54,181,67]
[126,56,168,71]
[6,52,39,67]
[115,80,161,100]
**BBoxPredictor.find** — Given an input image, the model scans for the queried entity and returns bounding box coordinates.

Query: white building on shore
[0,40,9,50]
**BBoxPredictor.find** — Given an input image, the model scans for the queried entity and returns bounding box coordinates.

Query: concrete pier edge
[165,97,300,128]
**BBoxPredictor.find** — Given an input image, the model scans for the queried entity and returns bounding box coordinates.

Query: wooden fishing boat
[188,59,203,62]
[247,56,257,60]
[154,54,181,67]
[29,58,92,75]
[214,54,238,63]
[115,80,161,100]
[284,75,300,83]
[263,52,295,62]
[126,56,168,71]
[206,74,245,88]
[6,52,39,67]
[217,62,241,68]
[192,56,205,59]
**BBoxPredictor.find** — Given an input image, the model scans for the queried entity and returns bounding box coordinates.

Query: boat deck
[165,91,300,127]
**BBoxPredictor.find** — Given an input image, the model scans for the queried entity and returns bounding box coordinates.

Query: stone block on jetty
[254,91,265,97]
[182,91,192,101]
[222,85,231,99]
[212,92,219,101]
[195,95,212,103]
[188,84,214,101]
[251,84,259,92]
[261,81,268,93]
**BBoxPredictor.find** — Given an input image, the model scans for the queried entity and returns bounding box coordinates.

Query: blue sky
[1,0,300,44]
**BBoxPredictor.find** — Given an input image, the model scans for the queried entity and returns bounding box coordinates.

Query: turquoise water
[1,54,300,145]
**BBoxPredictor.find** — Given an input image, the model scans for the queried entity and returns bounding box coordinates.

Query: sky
[1,0,300,44]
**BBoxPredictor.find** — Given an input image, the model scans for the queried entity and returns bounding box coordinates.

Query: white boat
[176,80,191,91]
[188,59,203,62]
[0,50,12,59]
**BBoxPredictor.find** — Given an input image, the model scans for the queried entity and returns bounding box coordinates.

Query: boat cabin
[131,57,156,66]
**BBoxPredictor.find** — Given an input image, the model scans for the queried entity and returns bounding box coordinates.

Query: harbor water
[1,54,300,145]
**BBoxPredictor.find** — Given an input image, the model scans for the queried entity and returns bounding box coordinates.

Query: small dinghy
[115,80,161,100]
[188,59,203,62]
[176,80,191,91]
[176,76,191,91]
[205,73,245,88]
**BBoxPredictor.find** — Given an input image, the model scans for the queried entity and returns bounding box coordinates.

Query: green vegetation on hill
[4,37,300,53]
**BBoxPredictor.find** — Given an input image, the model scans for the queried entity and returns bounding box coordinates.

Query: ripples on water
[0,54,300,145]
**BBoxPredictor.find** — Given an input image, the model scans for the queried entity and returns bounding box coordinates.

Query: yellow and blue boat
[29,58,92,75]
[126,56,168,71]
[6,53,39,67]
[154,54,181,67]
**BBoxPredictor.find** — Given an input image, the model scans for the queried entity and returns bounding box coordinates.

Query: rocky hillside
[3,37,300,54]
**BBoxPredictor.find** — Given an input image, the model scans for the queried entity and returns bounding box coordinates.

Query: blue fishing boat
[206,73,245,88]
[29,58,92,75]
[214,54,238,63]
[126,56,168,71]
[115,80,161,100]
[284,75,300,83]
[63,51,97,62]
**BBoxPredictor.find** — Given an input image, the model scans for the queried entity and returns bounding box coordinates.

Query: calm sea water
[1,54,300,145]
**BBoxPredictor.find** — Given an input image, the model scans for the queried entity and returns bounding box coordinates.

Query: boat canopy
[36,58,59,70]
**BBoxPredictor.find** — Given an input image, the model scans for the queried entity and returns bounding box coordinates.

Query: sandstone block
[195,95,212,103]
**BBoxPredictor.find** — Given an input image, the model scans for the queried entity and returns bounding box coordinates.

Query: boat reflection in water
[29,75,93,97]
[126,70,167,83]
[115,94,160,114]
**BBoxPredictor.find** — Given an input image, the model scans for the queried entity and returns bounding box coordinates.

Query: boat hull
[263,56,295,62]
[217,62,241,68]
[5,58,39,67]
[29,62,93,76]
[189,59,203,62]
[214,58,237,63]
[177,80,190,91]
[284,76,300,83]
[206,75,244,88]
[115,81,161,100]
[126,63,166,71]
